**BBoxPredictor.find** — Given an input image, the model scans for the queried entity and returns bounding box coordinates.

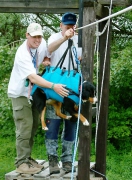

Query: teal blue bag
[31,39,81,104]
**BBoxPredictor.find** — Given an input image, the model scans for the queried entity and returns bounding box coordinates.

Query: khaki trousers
[11,96,40,167]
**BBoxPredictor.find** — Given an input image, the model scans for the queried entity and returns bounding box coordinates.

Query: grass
[0,137,15,180]
[0,135,132,180]
[106,151,132,180]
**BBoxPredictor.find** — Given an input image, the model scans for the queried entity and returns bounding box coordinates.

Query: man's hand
[53,84,69,97]
[42,57,51,66]
[64,28,75,39]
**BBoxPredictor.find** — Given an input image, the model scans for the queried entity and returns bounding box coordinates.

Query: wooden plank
[5,161,96,180]
[98,0,131,6]
[34,168,50,179]
[0,0,78,8]
[0,0,78,13]
[0,0,79,13]
[0,0,131,13]
[0,0,130,6]
[5,170,19,180]
[0,8,78,13]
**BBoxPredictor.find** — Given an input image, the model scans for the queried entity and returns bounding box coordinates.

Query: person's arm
[48,28,75,54]
[28,73,69,97]
[48,36,67,54]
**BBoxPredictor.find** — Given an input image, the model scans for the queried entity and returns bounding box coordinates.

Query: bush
[108,42,132,148]
[0,46,17,138]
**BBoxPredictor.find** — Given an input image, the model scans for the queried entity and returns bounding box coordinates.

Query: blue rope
[71,46,82,180]
[72,46,81,73]
[72,46,80,65]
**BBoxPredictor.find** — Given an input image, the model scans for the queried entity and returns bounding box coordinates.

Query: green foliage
[106,143,132,180]
[0,13,62,46]
[0,47,17,137]
[107,41,132,148]
[0,13,26,46]
[0,47,17,80]
[108,106,132,138]
[112,7,132,47]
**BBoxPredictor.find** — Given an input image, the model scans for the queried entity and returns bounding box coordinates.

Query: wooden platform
[5,160,103,180]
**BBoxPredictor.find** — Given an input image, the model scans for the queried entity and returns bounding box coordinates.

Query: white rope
[70,46,83,180]
[70,72,83,180]
[95,20,109,37]
[94,19,109,54]
[94,23,99,149]
[95,1,113,149]
[75,5,132,31]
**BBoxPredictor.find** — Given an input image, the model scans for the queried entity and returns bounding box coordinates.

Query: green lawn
[0,136,132,180]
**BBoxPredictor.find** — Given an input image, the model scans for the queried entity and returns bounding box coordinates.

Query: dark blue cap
[62,12,77,25]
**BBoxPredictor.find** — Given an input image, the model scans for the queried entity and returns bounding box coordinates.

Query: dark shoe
[28,157,44,170]
[16,162,41,174]
[62,162,76,173]
[48,155,60,175]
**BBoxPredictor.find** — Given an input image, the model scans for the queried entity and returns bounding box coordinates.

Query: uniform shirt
[8,38,47,98]
[48,32,80,69]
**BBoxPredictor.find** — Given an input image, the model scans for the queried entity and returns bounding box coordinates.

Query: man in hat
[8,22,68,174]
[45,12,81,174]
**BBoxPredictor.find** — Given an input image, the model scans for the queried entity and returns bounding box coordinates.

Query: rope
[94,22,99,149]
[72,46,80,65]
[71,75,83,180]
[72,46,81,73]
[95,20,109,37]
[70,46,83,180]
[75,5,132,31]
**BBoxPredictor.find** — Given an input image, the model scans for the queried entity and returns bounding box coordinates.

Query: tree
[0,13,62,46]
[112,7,132,47]
[0,13,26,46]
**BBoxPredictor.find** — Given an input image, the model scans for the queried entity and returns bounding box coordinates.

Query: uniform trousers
[11,96,40,167]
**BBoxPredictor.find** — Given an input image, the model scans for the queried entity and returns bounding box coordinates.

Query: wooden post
[78,0,83,47]
[77,1,96,180]
[95,6,112,179]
